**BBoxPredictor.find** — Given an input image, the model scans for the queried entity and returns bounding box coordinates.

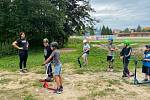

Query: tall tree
[106,26,109,35]
[136,25,142,32]
[124,28,130,33]
[101,25,106,35]
[109,28,113,35]
[0,0,94,55]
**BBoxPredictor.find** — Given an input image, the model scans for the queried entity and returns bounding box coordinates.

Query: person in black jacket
[12,32,29,73]
[43,38,53,82]
[120,40,133,77]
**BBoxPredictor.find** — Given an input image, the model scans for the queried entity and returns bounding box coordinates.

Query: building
[113,29,121,35]
[143,27,150,31]
[117,32,150,37]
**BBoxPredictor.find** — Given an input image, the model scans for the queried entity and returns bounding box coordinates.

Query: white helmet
[83,39,88,43]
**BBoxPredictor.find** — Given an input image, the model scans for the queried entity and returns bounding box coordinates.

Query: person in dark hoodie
[43,38,53,82]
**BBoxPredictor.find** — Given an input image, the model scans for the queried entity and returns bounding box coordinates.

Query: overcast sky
[90,0,150,29]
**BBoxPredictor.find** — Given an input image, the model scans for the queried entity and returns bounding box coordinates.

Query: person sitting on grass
[12,32,29,73]
[120,40,133,77]
[82,39,90,66]
[43,38,53,82]
[106,38,116,72]
[43,42,63,94]
[142,45,150,81]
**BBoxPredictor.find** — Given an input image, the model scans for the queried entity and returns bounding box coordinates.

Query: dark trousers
[123,57,130,75]
[46,63,53,77]
[19,51,28,70]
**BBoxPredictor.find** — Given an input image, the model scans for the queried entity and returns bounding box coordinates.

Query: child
[142,45,150,81]
[43,42,63,94]
[43,38,53,82]
[106,38,116,72]
[82,39,90,65]
[12,32,29,73]
[120,40,132,77]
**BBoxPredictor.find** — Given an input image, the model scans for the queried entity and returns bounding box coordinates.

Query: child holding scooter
[142,45,150,81]
[82,39,90,66]
[120,40,133,77]
[43,38,53,82]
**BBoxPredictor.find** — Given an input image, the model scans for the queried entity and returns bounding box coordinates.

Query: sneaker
[122,74,128,77]
[56,90,62,94]
[126,73,134,77]
[54,88,62,94]
[59,86,63,92]
[106,68,110,72]
[45,77,53,82]
[110,68,114,72]
[23,68,28,73]
[142,79,148,82]
[20,69,25,73]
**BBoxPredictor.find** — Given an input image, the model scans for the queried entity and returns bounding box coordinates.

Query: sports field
[0,37,150,100]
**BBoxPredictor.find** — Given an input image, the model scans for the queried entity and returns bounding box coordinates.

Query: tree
[50,0,94,34]
[101,25,106,35]
[0,0,94,55]
[106,26,110,35]
[109,28,113,35]
[124,28,130,33]
[136,25,142,32]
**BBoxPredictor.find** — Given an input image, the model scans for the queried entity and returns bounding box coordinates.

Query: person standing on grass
[43,38,53,82]
[82,39,90,66]
[142,45,150,81]
[120,40,133,77]
[12,32,29,73]
[43,42,63,94]
[106,38,116,72]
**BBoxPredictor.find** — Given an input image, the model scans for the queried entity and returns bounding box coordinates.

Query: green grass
[24,94,35,100]
[0,38,148,73]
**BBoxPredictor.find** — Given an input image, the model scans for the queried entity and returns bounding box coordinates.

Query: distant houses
[117,32,150,37]
[112,26,150,37]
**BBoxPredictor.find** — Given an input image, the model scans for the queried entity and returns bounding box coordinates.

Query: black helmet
[145,45,150,48]
[51,42,58,48]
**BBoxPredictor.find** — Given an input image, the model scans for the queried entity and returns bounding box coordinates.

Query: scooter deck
[138,80,150,84]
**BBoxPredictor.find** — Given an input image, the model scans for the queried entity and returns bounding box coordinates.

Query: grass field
[0,37,150,100]
[0,37,146,73]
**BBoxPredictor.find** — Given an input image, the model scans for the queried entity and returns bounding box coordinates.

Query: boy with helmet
[120,40,133,77]
[43,42,63,94]
[106,38,116,72]
[82,39,90,66]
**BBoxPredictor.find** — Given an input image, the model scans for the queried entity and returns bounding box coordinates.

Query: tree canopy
[0,0,93,54]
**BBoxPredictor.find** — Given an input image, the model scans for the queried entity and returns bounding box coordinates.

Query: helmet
[83,39,88,43]
[51,42,58,48]
[123,39,131,46]
[43,38,49,43]
[108,37,113,41]
[146,45,150,48]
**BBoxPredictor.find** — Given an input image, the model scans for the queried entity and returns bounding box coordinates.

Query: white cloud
[91,0,150,29]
